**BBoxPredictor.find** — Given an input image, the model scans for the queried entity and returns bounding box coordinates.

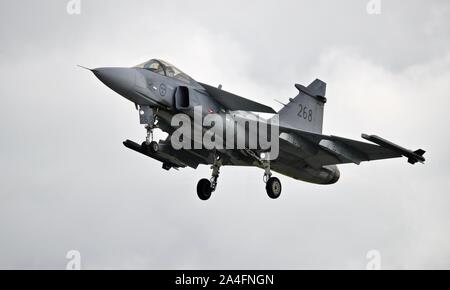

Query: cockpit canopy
[135,59,194,84]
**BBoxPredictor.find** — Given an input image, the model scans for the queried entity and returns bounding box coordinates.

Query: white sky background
[0,0,449,269]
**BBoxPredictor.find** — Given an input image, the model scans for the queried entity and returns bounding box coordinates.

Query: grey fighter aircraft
[82,59,426,200]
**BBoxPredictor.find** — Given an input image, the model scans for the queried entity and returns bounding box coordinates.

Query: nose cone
[93,67,135,95]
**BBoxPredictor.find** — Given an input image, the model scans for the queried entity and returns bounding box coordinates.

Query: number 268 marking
[297,104,313,122]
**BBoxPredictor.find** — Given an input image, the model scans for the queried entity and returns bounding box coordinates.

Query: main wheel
[266,177,282,199]
[197,179,212,201]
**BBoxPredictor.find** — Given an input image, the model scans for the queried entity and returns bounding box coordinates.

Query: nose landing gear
[142,124,160,153]
[139,106,159,153]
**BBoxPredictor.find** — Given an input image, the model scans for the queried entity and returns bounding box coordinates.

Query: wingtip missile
[361,134,426,165]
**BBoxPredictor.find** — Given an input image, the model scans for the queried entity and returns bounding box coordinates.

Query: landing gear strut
[262,155,282,199]
[195,151,282,200]
[145,125,154,145]
[139,106,159,153]
[143,125,159,153]
[244,150,282,199]
[197,154,222,201]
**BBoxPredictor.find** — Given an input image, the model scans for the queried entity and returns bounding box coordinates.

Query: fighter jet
[83,59,426,200]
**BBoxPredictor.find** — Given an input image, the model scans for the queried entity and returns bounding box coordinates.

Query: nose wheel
[140,124,160,153]
[138,105,160,152]
[141,139,159,153]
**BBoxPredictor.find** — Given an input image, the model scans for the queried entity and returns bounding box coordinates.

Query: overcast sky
[0,0,449,269]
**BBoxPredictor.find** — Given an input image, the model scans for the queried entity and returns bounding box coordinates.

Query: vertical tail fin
[277,79,327,133]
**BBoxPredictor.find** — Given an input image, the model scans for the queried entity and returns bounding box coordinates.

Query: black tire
[197,179,212,201]
[266,177,282,199]
[141,141,159,153]
[149,141,159,153]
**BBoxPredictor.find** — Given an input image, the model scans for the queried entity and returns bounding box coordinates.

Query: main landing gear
[197,155,222,201]
[196,153,282,201]
[262,158,282,199]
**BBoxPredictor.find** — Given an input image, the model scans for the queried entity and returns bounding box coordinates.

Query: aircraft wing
[278,125,425,166]
[199,82,276,114]
[123,125,425,170]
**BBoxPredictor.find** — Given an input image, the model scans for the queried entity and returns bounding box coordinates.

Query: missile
[361,134,426,164]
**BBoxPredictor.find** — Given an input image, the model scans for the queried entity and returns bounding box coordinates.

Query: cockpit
[135,59,194,84]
